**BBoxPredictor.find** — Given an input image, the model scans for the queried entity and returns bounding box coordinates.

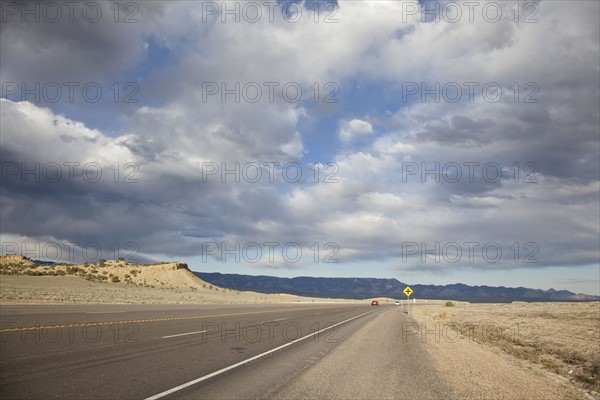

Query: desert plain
[1,255,598,399]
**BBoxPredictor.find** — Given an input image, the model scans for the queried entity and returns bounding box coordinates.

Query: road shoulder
[273,306,455,399]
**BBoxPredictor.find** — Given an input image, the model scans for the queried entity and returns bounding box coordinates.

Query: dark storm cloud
[0,0,598,275]
[416,115,495,145]
[0,1,173,82]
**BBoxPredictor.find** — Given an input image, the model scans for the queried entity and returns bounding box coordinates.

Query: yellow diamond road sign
[403,286,413,297]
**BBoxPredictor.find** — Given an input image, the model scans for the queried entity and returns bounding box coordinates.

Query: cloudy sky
[1,0,599,295]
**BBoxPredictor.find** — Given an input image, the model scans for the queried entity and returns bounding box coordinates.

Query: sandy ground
[407,301,600,399]
[0,274,364,305]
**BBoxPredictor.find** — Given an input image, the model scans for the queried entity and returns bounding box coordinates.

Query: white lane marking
[271,318,288,322]
[86,311,126,314]
[145,310,375,400]
[162,330,207,339]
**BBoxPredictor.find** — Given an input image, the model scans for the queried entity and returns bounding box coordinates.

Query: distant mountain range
[194,272,599,302]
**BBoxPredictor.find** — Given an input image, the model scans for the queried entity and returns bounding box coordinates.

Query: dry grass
[417,302,600,395]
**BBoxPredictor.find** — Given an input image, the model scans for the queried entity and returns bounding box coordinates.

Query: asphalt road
[0,303,450,399]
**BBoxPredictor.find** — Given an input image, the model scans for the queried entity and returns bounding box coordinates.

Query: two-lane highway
[1,303,402,399]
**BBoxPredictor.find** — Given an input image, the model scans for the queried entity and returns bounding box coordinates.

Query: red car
[371,300,379,306]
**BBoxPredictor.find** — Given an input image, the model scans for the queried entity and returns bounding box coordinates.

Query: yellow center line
[0,306,340,333]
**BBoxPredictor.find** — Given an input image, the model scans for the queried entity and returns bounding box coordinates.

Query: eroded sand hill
[0,256,357,305]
